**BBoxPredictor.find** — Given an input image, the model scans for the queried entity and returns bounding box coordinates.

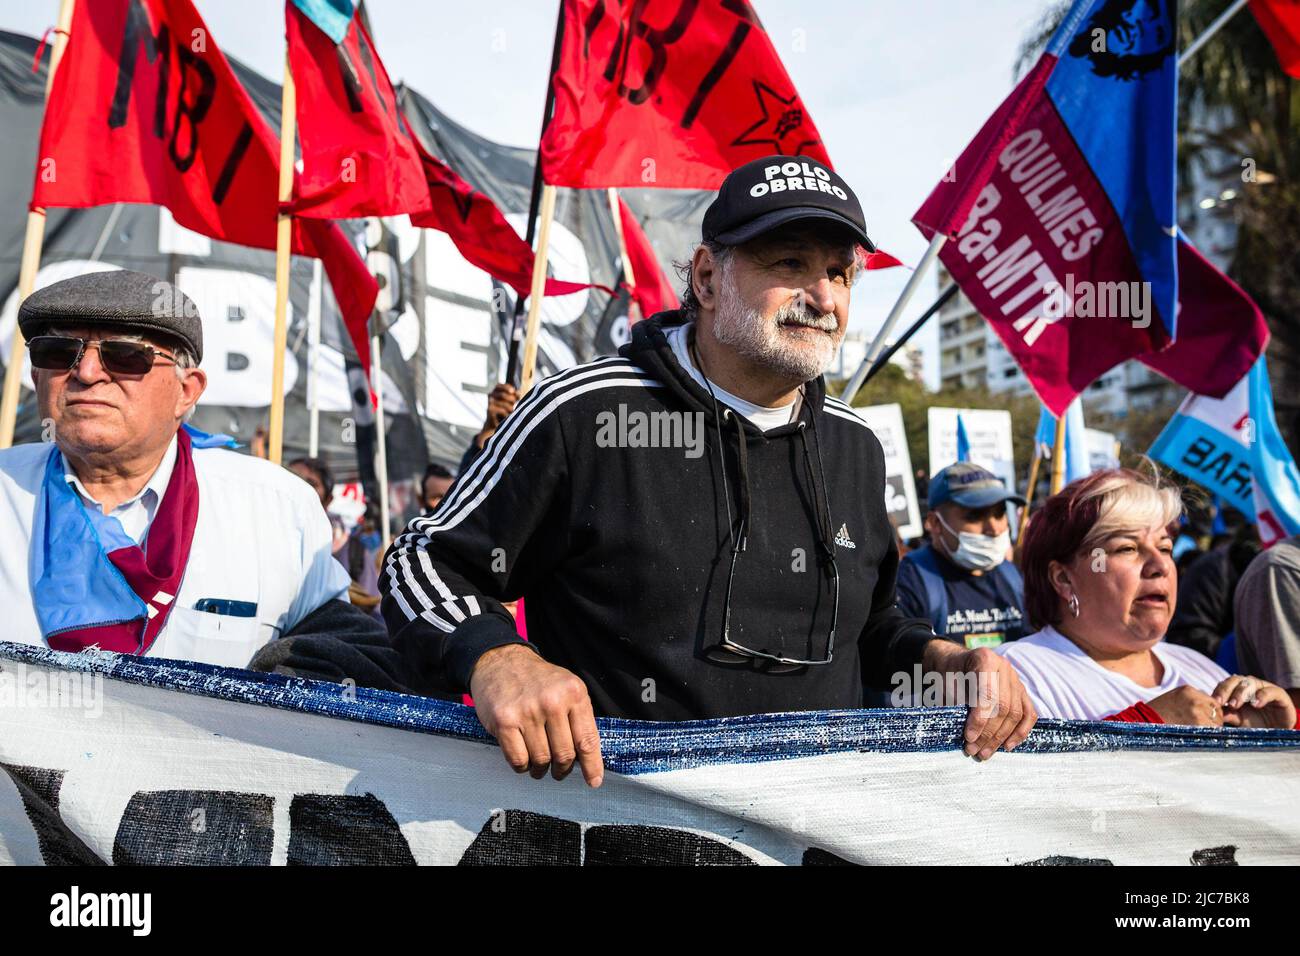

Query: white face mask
[936,511,1010,572]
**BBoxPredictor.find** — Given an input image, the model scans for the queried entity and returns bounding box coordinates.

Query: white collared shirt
[0,438,352,669]
[61,435,178,544]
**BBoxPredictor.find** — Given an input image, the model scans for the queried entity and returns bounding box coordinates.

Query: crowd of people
[1,154,1296,791]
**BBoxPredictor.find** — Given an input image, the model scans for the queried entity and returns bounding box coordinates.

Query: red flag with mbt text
[1252,0,1300,77]
[31,0,378,370]
[409,136,592,298]
[541,0,832,188]
[286,2,430,219]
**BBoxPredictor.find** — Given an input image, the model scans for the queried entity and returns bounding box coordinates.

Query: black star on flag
[730,80,822,155]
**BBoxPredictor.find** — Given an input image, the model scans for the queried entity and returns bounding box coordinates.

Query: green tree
[834,364,1041,490]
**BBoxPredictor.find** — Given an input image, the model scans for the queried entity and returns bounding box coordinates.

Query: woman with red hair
[997,469,1296,728]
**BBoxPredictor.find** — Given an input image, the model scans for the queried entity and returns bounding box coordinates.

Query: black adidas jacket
[380,313,937,720]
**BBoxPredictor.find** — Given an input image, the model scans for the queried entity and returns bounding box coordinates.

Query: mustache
[771,302,838,333]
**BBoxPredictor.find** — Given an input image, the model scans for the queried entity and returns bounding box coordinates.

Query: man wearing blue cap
[897,462,1027,649]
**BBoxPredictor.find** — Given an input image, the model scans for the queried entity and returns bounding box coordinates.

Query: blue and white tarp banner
[1,642,1298,866]
[1150,356,1300,546]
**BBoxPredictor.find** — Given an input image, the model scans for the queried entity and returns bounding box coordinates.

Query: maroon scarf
[39,429,200,655]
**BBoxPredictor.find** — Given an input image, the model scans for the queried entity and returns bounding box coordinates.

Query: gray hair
[675,241,734,325]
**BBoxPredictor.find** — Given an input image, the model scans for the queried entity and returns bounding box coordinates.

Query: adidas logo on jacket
[381,314,934,720]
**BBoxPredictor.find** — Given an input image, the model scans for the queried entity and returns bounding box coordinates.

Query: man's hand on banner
[469,644,604,787]
[923,642,1038,760]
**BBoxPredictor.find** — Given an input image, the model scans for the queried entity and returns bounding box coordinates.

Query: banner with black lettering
[2,641,1298,865]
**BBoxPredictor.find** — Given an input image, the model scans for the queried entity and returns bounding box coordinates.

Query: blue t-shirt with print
[896,544,1026,648]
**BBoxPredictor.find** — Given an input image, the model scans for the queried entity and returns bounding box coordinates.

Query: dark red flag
[1138,239,1270,397]
[541,0,832,189]
[286,3,430,219]
[616,196,678,319]
[31,0,378,369]
[1252,0,1300,77]
[409,136,591,297]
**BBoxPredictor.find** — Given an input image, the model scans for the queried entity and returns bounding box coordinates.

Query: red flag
[1252,0,1300,77]
[286,3,430,219]
[864,250,904,270]
[408,136,591,297]
[31,0,378,369]
[541,0,831,189]
[616,196,678,319]
[912,57,1171,416]
[1139,239,1269,398]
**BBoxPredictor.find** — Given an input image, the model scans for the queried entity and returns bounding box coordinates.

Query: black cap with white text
[701,154,875,251]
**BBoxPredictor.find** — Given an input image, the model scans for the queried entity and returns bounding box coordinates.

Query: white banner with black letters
[1,643,1298,866]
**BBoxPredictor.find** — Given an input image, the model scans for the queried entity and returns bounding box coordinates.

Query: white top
[996,625,1229,720]
[61,436,178,545]
[0,438,352,669]
[666,323,798,431]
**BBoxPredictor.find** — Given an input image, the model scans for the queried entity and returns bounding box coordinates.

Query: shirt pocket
[155,605,271,670]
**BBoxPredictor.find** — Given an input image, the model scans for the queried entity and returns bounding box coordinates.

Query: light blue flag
[1245,357,1300,545]
[1035,399,1089,483]
[291,0,358,44]
[182,423,241,450]
[1149,357,1300,546]
[956,415,971,462]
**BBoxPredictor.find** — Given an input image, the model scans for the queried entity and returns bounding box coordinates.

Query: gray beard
[711,277,840,382]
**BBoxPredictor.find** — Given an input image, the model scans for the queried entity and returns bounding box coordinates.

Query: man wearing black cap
[0,269,354,668]
[383,156,1037,788]
[896,463,1028,653]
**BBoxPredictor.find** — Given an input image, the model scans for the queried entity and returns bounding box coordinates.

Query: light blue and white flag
[290,0,358,44]
[1150,356,1300,546]
[955,415,972,463]
[1035,398,1089,484]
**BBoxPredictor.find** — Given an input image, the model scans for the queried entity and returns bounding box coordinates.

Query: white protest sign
[856,403,921,539]
[927,407,1016,495]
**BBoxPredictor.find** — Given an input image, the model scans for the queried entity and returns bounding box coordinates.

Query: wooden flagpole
[1049,413,1068,495]
[0,0,76,449]
[268,51,296,466]
[1018,449,1043,539]
[504,0,566,388]
[518,183,558,394]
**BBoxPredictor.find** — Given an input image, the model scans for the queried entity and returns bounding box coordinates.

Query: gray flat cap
[18,269,203,363]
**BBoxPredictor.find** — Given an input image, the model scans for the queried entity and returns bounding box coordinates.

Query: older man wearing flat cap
[0,269,354,668]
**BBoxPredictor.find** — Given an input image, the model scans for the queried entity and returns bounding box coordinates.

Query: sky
[2,0,1054,388]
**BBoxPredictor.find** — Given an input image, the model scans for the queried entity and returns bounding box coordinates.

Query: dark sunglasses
[28,335,179,376]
